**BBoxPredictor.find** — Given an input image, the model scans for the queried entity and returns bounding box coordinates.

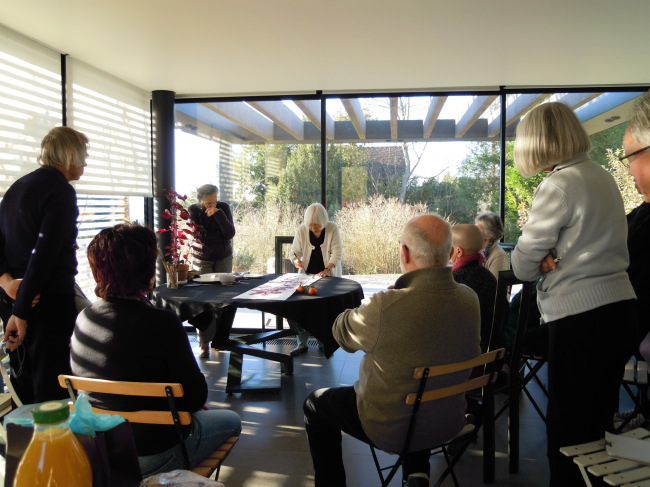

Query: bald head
[400,214,452,271]
[452,224,484,256]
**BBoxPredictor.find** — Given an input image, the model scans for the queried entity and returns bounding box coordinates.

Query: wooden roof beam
[293,100,335,140]
[341,98,366,140]
[390,97,398,140]
[554,92,601,110]
[423,96,447,138]
[488,93,549,137]
[456,95,498,138]
[247,101,304,140]
[205,102,275,140]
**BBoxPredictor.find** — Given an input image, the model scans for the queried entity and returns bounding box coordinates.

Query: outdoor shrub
[232,202,303,274]
[335,195,428,275]
[233,197,435,275]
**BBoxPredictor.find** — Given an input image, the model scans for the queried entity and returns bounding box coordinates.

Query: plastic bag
[69,393,125,435]
[140,470,225,487]
[4,393,125,435]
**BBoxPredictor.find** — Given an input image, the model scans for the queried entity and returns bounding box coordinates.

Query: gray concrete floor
[193,275,556,487]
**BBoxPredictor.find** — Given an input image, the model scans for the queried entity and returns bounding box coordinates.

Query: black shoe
[290,345,308,357]
[404,475,429,487]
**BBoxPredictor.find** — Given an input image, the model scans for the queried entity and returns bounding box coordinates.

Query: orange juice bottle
[14,400,92,487]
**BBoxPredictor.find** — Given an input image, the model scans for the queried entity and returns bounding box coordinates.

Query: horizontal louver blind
[0,25,62,196]
[68,58,152,197]
[75,194,131,301]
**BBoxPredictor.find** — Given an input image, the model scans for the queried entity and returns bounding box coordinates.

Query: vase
[166,264,178,289]
[177,263,190,282]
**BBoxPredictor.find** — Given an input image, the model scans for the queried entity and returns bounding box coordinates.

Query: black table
[153,274,364,393]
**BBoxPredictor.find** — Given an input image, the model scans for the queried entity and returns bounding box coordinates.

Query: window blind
[67,58,153,197]
[0,25,62,195]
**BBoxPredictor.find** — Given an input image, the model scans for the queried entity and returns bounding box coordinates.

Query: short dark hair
[87,223,157,299]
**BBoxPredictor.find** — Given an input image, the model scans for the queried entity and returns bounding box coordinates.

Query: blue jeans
[139,409,241,477]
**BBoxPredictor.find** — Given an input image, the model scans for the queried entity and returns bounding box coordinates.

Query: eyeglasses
[618,145,650,164]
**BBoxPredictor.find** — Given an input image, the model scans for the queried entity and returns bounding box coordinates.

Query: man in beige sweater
[303,214,481,487]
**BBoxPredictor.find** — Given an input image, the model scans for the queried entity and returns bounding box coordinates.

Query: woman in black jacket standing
[188,184,236,357]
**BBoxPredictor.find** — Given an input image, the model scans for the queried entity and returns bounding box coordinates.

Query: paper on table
[233,274,321,301]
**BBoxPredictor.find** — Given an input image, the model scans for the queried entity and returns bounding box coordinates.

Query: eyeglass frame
[618,145,650,164]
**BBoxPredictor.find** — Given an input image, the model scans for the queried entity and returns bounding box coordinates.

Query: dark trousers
[0,292,76,404]
[304,386,430,487]
[546,300,637,487]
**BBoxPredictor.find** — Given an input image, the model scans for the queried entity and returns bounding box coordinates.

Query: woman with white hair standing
[289,203,343,356]
[511,102,638,487]
[0,126,88,403]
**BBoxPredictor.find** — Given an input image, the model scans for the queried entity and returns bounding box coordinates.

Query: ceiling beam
[341,98,366,140]
[554,92,601,110]
[247,101,304,140]
[456,95,498,138]
[423,96,447,138]
[205,102,275,140]
[487,93,549,137]
[293,100,335,140]
[576,92,645,134]
[390,97,398,140]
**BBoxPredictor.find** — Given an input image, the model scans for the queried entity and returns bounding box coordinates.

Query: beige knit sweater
[333,266,480,453]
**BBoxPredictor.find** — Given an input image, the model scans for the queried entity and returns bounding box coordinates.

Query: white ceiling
[1,0,649,97]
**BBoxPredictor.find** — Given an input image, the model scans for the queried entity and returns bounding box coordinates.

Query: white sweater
[290,221,343,276]
[511,155,636,323]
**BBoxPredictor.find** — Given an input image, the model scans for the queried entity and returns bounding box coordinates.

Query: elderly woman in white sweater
[511,102,637,487]
[289,203,343,356]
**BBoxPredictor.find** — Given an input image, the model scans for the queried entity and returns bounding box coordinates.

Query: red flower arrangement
[157,189,202,283]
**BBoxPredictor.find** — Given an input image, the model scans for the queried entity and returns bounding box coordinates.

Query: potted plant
[157,189,202,287]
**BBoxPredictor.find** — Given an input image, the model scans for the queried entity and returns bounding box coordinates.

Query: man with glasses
[624,91,650,368]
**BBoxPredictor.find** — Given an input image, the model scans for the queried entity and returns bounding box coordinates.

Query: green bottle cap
[31,400,71,425]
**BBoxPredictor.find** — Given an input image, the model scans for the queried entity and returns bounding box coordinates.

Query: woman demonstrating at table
[289,203,342,356]
[475,212,510,279]
[188,184,236,358]
[71,223,241,476]
[510,102,637,487]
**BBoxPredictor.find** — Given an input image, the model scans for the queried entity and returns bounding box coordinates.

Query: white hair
[303,203,329,228]
[629,91,650,146]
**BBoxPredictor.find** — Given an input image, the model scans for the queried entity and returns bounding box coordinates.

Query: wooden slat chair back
[369,348,506,487]
[58,375,238,480]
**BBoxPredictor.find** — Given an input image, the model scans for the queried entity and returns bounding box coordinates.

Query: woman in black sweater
[188,184,236,358]
[71,223,240,476]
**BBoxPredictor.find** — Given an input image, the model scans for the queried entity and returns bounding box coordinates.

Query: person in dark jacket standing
[0,126,88,403]
[188,184,236,358]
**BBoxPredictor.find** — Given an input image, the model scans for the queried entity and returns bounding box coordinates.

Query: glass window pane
[175,99,321,275]
[332,94,502,274]
[503,90,644,241]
